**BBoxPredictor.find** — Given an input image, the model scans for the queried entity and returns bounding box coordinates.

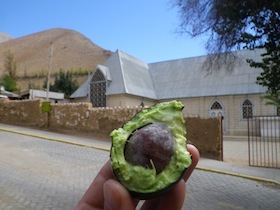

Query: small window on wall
[242,99,253,119]
[277,106,280,116]
[210,101,223,118]
[211,101,223,110]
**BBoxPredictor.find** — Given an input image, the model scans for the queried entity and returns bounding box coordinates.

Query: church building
[71,49,277,135]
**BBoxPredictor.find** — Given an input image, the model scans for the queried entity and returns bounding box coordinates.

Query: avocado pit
[124,123,175,174]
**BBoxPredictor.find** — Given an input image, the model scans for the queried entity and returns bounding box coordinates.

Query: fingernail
[103,180,120,210]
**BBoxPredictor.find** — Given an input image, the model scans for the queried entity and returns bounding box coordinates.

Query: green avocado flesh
[110,100,192,195]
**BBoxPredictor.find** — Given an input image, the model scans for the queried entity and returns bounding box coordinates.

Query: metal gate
[248,116,280,168]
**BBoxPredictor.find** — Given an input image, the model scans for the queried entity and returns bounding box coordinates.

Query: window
[211,101,223,110]
[242,99,253,119]
[210,101,223,118]
[90,69,106,107]
[277,106,280,116]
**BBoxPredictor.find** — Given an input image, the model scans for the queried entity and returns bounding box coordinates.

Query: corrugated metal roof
[149,49,267,99]
[101,51,126,95]
[104,50,157,99]
[71,49,267,100]
[97,64,112,81]
[70,65,111,98]
[70,76,91,98]
[118,50,156,98]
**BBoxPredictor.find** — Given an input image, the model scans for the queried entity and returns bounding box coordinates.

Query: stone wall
[50,103,144,134]
[0,99,222,160]
[0,99,45,126]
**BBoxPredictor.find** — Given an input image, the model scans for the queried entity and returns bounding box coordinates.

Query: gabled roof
[105,50,157,99]
[149,49,267,99]
[96,65,111,81]
[70,75,90,98]
[70,65,111,98]
[71,50,157,99]
[71,49,267,100]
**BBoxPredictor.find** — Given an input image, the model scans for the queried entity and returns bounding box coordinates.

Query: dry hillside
[0,32,12,43]
[0,28,112,91]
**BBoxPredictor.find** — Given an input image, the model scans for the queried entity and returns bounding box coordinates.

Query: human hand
[75,144,199,210]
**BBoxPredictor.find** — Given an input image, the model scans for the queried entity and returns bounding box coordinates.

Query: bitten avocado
[110,100,192,199]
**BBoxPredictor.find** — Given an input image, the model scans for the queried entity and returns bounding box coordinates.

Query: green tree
[48,69,78,97]
[0,75,17,92]
[171,0,280,94]
[1,50,18,91]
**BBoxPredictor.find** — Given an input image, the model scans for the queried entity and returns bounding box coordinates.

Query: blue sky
[1,0,207,63]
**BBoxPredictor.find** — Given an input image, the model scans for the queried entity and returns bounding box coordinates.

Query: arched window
[210,101,223,118]
[242,99,253,119]
[90,69,106,107]
[211,101,223,110]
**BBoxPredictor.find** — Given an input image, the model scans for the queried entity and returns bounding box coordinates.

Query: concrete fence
[0,99,223,160]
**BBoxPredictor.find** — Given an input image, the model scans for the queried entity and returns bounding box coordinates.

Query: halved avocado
[110,100,192,199]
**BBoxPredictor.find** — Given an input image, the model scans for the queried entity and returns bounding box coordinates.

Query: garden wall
[0,99,45,126]
[0,99,223,160]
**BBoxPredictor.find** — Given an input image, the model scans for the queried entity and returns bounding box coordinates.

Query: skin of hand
[75,144,199,210]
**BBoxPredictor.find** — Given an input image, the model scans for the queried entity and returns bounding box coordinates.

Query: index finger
[183,144,199,182]
[75,161,114,209]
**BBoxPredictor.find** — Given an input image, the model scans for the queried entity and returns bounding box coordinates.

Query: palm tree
[262,93,280,106]
[261,92,280,116]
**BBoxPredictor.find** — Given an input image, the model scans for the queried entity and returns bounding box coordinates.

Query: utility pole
[46,42,53,101]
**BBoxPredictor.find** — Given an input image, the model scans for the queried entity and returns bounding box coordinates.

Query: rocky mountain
[0,28,112,91]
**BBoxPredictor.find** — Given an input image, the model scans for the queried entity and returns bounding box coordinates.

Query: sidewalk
[0,123,279,185]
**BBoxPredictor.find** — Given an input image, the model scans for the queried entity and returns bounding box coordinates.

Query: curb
[195,166,280,186]
[0,127,111,152]
[1,127,279,186]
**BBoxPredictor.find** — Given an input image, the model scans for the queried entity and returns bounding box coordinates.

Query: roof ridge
[147,66,159,99]
[116,50,128,94]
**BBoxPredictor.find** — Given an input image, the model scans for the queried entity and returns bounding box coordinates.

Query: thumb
[103,179,136,210]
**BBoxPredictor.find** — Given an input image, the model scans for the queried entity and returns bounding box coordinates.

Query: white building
[71,49,278,135]
[28,89,64,103]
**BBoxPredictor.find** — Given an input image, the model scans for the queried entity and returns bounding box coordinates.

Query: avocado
[110,100,192,199]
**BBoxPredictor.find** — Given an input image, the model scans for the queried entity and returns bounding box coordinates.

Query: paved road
[0,130,279,210]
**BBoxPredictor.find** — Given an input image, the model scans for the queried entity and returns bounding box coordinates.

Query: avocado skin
[110,100,192,200]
